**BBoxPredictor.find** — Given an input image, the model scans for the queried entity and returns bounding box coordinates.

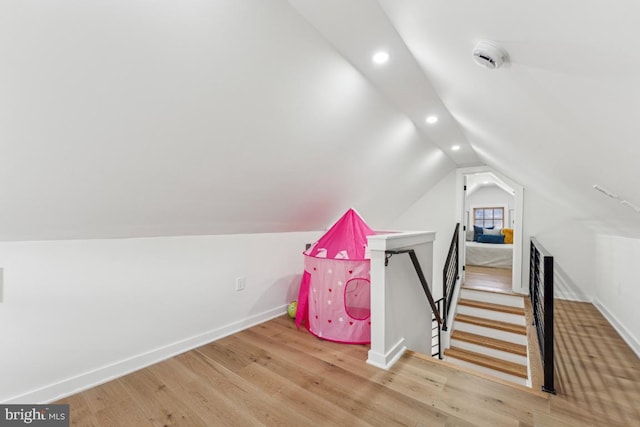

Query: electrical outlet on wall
[236,276,246,291]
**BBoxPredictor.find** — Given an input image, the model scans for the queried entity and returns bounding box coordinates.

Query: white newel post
[366,231,436,370]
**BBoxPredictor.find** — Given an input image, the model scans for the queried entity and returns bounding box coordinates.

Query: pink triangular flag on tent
[303,209,375,260]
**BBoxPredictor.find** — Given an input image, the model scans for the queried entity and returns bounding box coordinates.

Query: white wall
[594,235,640,357]
[368,232,435,369]
[521,188,596,300]
[394,169,597,299]
[0,231,318,403]
[385,241,433,355]
[391,170,457,299]
[466,185,515,229]
[0,0,454,240]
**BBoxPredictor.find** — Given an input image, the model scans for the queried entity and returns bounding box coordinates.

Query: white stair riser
[445,356,528,386]
[450,339,528,365]
[454,322,527,345]
[460,289,524,308]
[457,305,526,325]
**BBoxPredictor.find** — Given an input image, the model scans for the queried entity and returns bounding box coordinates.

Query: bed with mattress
[465,241,513,268]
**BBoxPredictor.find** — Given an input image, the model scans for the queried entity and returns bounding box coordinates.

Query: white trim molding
[456,166,525,293]
[366,338,407,370]
[593,298,640,359]
[5,305,288,404]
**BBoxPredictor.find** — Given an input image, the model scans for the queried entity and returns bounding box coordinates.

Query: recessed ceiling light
[426,115,438,124]
[483,181,489,184]
[372,51,390,64]
[451,145,461,151]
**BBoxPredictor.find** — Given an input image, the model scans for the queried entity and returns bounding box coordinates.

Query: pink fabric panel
[305,257,371,344]
[344,278,371,320]
[295,270,311,329]
[304,208,375,260]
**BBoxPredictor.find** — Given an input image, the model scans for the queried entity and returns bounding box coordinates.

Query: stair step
[457,304,525,325]
[445,347,528,379]
[455,314,526,335]
[458,298,525,316]
[459,288,524,308]
[451,330,527,356]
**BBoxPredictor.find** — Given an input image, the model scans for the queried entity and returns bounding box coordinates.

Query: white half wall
[368,231,435,369]
[391,170,456,299]
[594,234,640,357]
[0,231,318,403]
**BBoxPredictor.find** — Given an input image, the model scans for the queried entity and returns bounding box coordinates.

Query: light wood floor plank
[464,266,512,293]
[178,350,311,426]
[54,298,639,426]
[119,368,210,427]
[83,381,153,427]
[63,394,100,427]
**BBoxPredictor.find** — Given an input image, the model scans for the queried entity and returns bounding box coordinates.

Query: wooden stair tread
[451,330,527,356]
[455,314,526,335]
[458,298,525,315]
[461,285,521,297]
[445,347,528,379]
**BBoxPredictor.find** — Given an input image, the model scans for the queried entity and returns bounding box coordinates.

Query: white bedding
[465,241,513,268]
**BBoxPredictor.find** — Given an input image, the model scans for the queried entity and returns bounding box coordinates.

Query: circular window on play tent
[344,278,371,320]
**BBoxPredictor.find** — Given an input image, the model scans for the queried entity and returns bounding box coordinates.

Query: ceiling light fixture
[372,51,389,64]
[451,145,461,151]
[425,115,438,124]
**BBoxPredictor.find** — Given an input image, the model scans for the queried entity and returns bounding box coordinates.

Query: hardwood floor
[464,265,513,293]
[551,300,640,426]
[56,301,640,426]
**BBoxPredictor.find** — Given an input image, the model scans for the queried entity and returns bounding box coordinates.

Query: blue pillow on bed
[473,225,494,241]
[473,225,483,241]
[477,234,505,244]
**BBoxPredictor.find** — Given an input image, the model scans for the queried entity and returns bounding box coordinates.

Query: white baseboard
[5,305,288,404]
[593,298,640,359]
[555,290,592,302]
[366,337,406,370]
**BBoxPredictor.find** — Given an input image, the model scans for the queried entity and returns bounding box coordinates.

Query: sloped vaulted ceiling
[0,0,454,240]
[3,0,638,241]
[292,0,640,238]
[376,0,640,238]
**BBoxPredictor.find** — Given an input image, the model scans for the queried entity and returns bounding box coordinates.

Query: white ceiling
[291,0,640,237]
[1,0,639,240]
[466,172,513,197]
[288,0,479,166]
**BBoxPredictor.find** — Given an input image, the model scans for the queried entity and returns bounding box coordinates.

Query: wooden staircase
[445,287,529,385]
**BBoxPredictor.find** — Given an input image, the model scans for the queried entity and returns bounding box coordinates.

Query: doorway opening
[456,167,524,294]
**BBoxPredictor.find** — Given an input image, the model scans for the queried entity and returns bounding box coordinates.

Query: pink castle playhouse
[295,209,376,344]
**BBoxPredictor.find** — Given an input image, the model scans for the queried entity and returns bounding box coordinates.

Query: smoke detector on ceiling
[472,41,507,69]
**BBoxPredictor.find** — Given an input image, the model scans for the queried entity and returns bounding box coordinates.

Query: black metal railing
[432,298,443,359]
[385,224,460,360]
[385,249,442,325]
[442,223,460,331]
[385,248,443,358]
[529,238,556,394]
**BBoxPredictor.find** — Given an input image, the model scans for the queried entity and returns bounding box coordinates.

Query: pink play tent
[295,209,376,344]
